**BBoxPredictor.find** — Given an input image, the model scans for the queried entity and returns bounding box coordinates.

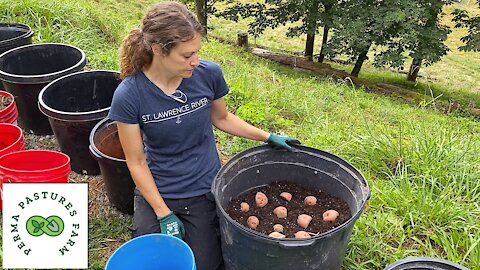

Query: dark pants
[132,192,225,270]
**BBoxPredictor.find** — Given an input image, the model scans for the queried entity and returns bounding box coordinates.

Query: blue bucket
[105,234,196,270]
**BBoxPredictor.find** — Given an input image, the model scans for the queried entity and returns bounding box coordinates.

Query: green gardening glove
[158,211,185,239]
[265,133,301,152]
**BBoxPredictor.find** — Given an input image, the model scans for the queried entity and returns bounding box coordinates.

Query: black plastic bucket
[0,23,33,55]
[384,257,470,270]
[0,23,34,93]
[0,43,86,135]
[89,117,135,214]
[212,145,370,270]
[38,70,121,175]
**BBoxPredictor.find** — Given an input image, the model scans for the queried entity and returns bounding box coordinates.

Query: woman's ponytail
[119,28,153,79]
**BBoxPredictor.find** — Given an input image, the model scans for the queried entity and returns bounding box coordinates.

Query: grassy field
[1,0,479,269]
[209,0,480,107]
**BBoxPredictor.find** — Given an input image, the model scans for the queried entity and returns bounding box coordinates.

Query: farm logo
[2,183,88,269]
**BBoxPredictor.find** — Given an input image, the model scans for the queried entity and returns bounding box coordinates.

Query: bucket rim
[384,256,470,270]
[89,117,126,162]
[0,43,87,84]
[105,233,195,269]
[0,22,33,46]
[0,90,16,114]
[0,123,23,153]
[0,149,71,174]
[212,144,370,243]
[38,70,120,121]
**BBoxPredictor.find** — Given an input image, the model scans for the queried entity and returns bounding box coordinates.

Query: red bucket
[0,90,18,124]
[0,123,24,157]
[0,150,70,210]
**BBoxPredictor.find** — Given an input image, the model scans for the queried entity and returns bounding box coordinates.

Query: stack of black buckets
[0,22,134,215]
[0,22,471,270]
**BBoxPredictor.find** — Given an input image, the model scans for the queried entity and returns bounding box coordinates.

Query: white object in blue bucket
[105,234,196,270]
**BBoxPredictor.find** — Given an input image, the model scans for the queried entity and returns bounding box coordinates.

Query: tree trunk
[195,0,207,35]
[305,34,315,61]
[351,48,370,77]
[407,58,422,82]
[318,26,329,63]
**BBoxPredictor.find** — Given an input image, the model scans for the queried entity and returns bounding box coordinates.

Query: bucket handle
[0,170,16,183]
[277,239,316,249]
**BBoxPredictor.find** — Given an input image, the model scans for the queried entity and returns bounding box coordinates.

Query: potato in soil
[227,181,351,238]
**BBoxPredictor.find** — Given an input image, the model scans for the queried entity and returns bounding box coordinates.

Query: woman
[108,2,299,270]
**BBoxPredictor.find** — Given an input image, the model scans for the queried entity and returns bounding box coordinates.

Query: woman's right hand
[117,122,181,236]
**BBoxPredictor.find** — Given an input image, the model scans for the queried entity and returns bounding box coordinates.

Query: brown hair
[119,2,203,79]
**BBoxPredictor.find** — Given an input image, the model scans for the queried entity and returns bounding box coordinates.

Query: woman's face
[157,32,202,78]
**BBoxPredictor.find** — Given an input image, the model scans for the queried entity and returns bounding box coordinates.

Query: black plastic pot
[384,257,470,270]
[0,43,86,135]
[212,145,370,270]
[89,117,135,214]
[38,70,121,175]
[0,23,34,92]
[0,23,33,55]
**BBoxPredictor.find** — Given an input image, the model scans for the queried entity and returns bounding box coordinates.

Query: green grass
[1,0,480,269]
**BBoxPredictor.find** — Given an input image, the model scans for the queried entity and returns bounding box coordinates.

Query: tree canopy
[210,0,474,79]
[452,0,480,52]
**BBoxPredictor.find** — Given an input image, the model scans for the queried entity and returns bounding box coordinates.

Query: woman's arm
[116,122,171,218]
[210,97,270,141]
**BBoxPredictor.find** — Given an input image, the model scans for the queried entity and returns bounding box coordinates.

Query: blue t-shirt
[108,60,229,198]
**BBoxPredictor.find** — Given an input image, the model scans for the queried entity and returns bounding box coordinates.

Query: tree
[303,0,320,61]
[181,0,218,35]
[283,0,337,61]
[405,1,452,82]
[368,1,453,82]
[452,0,480,52]
[317,1,335,63]
[326,0,419,77]
[195,0,208,35]
[217,0,337,61]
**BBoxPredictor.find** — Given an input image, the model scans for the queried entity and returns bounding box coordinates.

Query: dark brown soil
[0,96,12,111]
[226,181,351,238]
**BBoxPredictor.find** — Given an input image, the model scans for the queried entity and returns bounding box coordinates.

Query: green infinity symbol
[26,215,64,237]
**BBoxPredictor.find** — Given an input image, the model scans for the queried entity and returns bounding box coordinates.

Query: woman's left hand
[265,133,301,152]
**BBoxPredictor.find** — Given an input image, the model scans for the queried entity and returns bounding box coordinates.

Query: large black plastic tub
[0,43,86,134]
[212,145,370,270]
[0,23,33,55]
[89,117,135,214]
[38,70,121,175]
